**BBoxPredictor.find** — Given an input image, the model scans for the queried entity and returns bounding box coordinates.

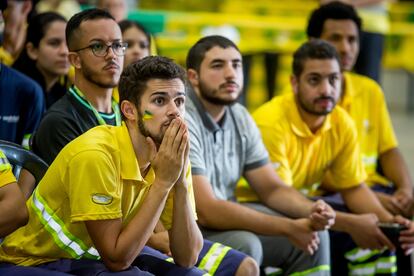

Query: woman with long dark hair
[119,19,151,69]
[13,12,69,108]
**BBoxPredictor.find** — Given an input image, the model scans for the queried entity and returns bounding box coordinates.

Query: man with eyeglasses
[32,8,127,165]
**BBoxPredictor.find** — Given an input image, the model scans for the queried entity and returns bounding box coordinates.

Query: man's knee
[235,256,259,276]
[232,232,263,264]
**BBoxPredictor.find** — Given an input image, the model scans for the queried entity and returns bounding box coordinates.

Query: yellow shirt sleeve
[0,166,17,188]
[68,150,122,223]
[0,151,16,188]
[259,123,294,186]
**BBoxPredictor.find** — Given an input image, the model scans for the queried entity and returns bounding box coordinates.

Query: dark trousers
[316,185,412,276]
[0,246,205,276]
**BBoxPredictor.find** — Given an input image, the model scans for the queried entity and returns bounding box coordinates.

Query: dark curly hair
[306,1,362,39]
[119,56,186,119]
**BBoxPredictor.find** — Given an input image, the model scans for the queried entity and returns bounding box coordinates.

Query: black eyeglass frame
[72,41,128,57]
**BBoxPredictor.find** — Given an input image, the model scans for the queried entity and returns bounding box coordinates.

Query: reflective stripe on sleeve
[31,188,100,260]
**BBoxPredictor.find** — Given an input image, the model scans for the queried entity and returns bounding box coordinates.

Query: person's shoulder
[228,102,255,124]
[229,102,250,116]
[185,95,198,114]
[331,105,356,131]
[1,65,43,95]
[63,126,117,158]
[41,95,74,121]
[346,72,382,92]
[1,65,40,88]
[184,95,204,124]
[34,94,82,145]
[253,94,290,125]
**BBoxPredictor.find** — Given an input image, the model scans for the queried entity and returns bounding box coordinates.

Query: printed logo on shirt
[0,115,19,123]
[363,119,371,133]
[91,193,113,205]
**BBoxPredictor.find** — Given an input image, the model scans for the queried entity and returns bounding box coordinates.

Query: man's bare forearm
[380,148,413,192]
[169,185,203,267]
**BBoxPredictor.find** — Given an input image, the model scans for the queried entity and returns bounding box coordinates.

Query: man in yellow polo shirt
[307,1,413,218]
[0,56,208,275]
[254,40,414,276]
[0,149,28,238]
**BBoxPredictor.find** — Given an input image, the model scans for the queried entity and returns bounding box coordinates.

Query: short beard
[82,61,118,89]
[297,94,335,116]
[199,81,240,106]
[137,111,163,146]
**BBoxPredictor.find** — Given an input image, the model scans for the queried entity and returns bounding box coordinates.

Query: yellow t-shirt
[0,123,197,266]
[253,93,366,196]
[340,72,397,187]
[0,150,16,188]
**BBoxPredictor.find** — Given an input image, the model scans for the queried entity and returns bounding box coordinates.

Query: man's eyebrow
[305,72,340,77]
[210,58,242,64]
[210,58,225,64]
[150,91,186,97]
[150,92,168,96]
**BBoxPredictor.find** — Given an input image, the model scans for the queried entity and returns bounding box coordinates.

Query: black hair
[119,20,150,44]
[119,56,187,120]
[306,1,362,38]
[186,35,240,72]
[13,12,67,95]
[65,8,115,50]
[21,12,66,49]
[292,39,341,77]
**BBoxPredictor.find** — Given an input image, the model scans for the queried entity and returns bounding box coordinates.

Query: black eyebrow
[210,58,241,64]
[151,91,186,97]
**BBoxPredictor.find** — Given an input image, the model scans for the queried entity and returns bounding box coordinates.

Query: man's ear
[187,69,199,87]
[68,52,81,69]
[121,100,137,121]
[26,42,38,60]
[290,75,299,95]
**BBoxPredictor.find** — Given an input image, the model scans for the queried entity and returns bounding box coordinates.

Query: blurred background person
[13,12,70,108]
[112,19,153,102]
[0,1,45,148]
[1,0,33,65]
[320,0,392,84]
[119,19,150,68]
